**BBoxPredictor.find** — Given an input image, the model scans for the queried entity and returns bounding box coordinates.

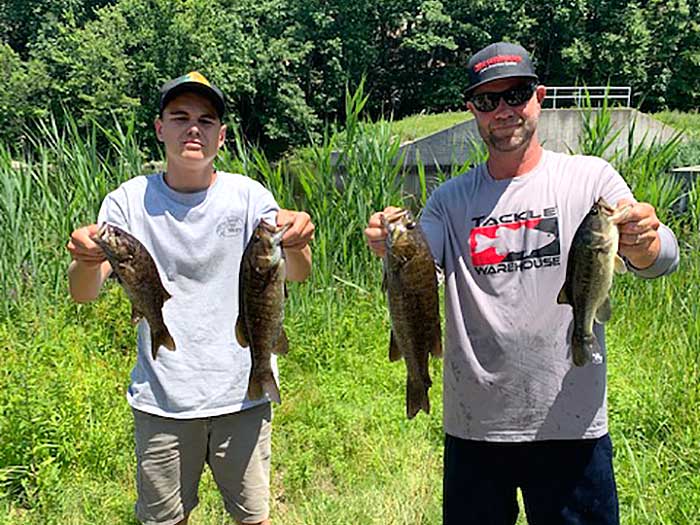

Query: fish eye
[591,206,599,215]
[407,221,416,229]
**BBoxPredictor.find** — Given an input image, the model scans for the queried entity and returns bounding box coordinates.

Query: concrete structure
[398,108,682,176]
[670,165,700,213]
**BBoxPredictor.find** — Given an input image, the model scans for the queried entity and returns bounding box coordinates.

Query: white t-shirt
[421,150,679,441]
[98,171,278,418]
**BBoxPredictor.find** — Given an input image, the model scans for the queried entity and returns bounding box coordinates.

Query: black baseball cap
[159,71,225,119]
[466,42,538,95]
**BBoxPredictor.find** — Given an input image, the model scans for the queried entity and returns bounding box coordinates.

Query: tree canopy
[0,0,697,154]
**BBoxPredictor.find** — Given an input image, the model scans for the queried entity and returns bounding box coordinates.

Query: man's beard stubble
[478,115,538,153]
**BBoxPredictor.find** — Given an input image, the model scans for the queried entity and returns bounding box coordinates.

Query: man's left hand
[277,209,314,251]
[616,198,661,270]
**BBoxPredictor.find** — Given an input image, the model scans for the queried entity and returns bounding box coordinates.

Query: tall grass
[220,80,410,290]
[0,113,142,315]
[1,87,699,523]
[575,93,690,228]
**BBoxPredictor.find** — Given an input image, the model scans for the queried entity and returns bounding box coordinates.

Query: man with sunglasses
[364,42,679,524]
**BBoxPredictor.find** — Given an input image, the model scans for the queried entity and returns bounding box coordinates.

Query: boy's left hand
[616,198,661,269]
[277,209,314,251]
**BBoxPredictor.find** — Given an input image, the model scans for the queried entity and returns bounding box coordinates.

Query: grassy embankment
[1,92,699,524]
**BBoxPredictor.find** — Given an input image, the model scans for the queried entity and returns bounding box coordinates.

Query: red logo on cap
[474,54,523,73]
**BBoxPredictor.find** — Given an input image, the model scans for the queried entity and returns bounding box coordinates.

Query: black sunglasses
[470,82,537,113]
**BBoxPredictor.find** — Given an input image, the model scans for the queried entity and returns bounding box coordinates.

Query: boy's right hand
[364,206,402,258]
[67,224,106,267]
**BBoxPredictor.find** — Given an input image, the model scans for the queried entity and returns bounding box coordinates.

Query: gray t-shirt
[421,150,679,442]
[98,171,278,418]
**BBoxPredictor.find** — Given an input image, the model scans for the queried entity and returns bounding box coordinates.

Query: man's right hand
[364,206,402,258]
[67,224,106,267]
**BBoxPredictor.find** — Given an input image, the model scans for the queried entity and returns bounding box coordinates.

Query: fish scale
[383,209,442,419]
[236,220,291,404]
[91,223,175,360]
[558,198,629,366]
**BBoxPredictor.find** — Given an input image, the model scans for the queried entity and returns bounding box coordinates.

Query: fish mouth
[595,197,615,215]
[595,197,632,224]
[274,222,293,246]
[380,208,409,231]
[91,223,111,246]
[252,220,292,269]
[381,209,416,247]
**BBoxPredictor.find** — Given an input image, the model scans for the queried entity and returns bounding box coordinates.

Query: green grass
[0,282,445,525]
[372,108,696,149]
[653,111,700,168]
[1,248,699,524]
[654,110,700,138]
[387,111,472,143]
[1,90,699,524]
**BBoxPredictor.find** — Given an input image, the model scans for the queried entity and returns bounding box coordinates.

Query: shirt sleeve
[598,161,680,279]
[251,183,280,226]
[420,191,446,268]
[626,224,679,278]
[598,161,634,206]
[97,189,130,231]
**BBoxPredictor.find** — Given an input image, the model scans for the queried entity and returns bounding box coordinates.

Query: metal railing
[544,86,631,109]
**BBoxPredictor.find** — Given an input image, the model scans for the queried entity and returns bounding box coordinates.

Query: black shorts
[443,433,619,525]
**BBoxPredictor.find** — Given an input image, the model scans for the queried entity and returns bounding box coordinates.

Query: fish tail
[248,372,282,404]
[406,376,430,419]
[571,333,599,367]
[151,328,176,360]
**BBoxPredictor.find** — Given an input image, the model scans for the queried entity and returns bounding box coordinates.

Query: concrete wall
[397,108,683,171]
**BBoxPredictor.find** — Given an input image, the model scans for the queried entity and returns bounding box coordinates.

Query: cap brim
[161,82,225,118]
[466,73,539,96]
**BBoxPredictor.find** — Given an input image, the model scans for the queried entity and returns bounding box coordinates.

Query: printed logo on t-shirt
[216,215,244,238]
[469,207,561,275]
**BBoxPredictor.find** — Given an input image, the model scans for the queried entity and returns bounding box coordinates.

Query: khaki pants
[133,403,272,525]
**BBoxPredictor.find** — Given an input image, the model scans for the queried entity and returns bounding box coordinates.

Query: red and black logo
[469,208,561,274]
[473,54,523,74]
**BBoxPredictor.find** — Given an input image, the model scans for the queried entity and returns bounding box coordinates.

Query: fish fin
[248,375,263,400]
[571,333,600,367]
[406,377,430,419]
[435,264,445,287]
[150,327,176,360]
[389,331,402,362]
[284,282,288,299]
[235,316,249,347]
[272,329,289,355]
[131,305,143,325]
[614,254,627,274]
[248,373,281,404]
[381,265,387,292]
[263,376,282,404]
[557,284,570,305]
[595,297,612,324]
[431,333,443,358]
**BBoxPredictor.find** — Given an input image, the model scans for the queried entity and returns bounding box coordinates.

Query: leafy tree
[30,0,319,154]
[0,0,698,157]
[643,0,700,110]
[0,43,50,145]
[0,0,112,57]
